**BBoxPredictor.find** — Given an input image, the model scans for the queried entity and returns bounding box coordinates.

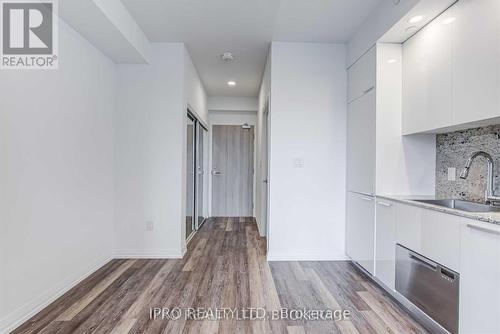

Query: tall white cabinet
[403,0,500,134]
[347,88,376,195]
[345,47,376,275]
[345,44,435,276]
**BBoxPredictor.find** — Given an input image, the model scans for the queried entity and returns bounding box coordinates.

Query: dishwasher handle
[408,251,438,271]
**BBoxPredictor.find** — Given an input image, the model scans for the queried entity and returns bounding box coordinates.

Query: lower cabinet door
[375,199,396,290]
[346,192,375,275]
[459,220,500,333]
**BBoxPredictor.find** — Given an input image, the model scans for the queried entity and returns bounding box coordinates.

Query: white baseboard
[0,255,113,334]
[254,217,266,237]
[114,249,185,259]
[266,252,348,262]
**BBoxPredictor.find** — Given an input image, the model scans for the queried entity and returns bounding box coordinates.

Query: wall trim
[266,252,348,262]
[0,255,113,334]
[113,249,185,259]
[254,217,266,237]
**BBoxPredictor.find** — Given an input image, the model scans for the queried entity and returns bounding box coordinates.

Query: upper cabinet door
[452,0,500,125]
[348,47,376,104]
[403,13,453,134]
[347,89,376,194]
[403,0,500,134]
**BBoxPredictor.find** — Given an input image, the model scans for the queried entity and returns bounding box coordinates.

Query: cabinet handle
[360,196,373,202]
[377,201,392,207]
[466,224,500,235]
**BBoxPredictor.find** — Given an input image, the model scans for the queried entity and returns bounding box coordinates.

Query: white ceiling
[121,0,383,97]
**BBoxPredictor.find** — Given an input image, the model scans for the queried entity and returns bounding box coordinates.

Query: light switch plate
[294,158,305,168]
[448,167,456,181]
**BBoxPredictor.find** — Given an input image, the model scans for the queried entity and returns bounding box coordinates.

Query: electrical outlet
[146,221,154,231]
[448,167,456,181]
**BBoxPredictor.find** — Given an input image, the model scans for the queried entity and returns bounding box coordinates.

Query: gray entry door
[212,125,254,217]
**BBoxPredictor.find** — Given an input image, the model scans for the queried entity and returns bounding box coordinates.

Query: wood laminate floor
[12,217,429,334]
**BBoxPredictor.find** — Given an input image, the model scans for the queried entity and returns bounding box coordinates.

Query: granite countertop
[376,194,500,226]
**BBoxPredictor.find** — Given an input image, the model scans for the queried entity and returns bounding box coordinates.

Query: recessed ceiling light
[408,15,424,24]
[387,59,397,64]
[227,81,236,86]
[442,17,456,25]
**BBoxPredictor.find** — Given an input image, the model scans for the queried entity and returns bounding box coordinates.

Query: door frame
[186,109,208,243]
[262,103,270,243]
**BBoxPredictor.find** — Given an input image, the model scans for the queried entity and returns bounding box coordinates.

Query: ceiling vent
[220,52,235,62]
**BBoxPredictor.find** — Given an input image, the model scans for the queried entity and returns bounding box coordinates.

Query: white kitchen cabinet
[395,203,422,252]
[402,0,500,134]
[420,209,460,272]
[348,47,376,103]
[347,89,376,194]
[375,199,396,290]
[346,192,375,275]
[452,0,500,125]
[395,203,460,272]
[459,220,500,334]
[403,10,453,134]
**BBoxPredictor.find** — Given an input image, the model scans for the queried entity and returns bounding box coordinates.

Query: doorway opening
[186,111,208,242]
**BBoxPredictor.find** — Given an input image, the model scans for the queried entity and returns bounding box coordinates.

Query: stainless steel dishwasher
[396,244,459,334]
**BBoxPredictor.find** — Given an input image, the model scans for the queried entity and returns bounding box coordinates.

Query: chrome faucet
[460,151,500,205]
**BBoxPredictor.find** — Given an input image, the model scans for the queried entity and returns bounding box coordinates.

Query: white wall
[208,96,258,112]
[0,21,116,332]
[114,43,184,258]
[375,43,436,196]
[209,111,257,125]
[268,42,347,261]
[347,0,419,67]
[184,47,209,124]
[114,43,207,258]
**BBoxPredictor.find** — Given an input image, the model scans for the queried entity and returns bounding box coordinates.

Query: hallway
[13,218,428,334]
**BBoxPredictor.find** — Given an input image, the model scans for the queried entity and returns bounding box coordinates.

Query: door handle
[377,201,392,207]
[363,86,375,95]
[212,171,221,176]
[263,179,269,184]
[360,196,373,201]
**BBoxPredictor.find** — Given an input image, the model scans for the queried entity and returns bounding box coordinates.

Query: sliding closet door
[186,115,195,239]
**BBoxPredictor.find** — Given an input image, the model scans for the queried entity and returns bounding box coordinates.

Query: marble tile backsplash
[436,125,500,202]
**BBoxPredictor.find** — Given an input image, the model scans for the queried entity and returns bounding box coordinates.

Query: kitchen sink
[413,199,500,213]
